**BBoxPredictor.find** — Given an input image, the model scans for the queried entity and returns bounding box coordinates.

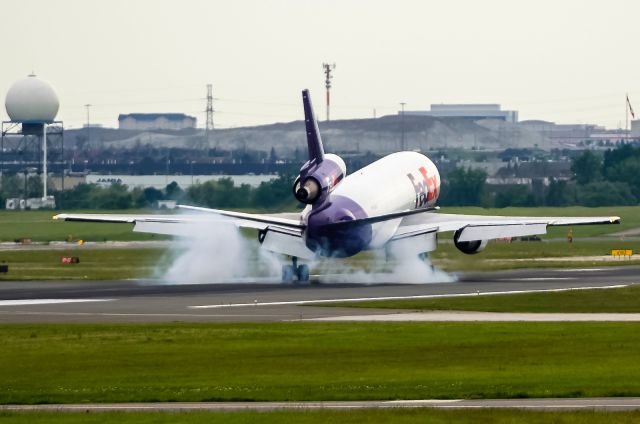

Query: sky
[1,0,639,130]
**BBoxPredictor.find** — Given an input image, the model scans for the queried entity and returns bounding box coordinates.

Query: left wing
[392,211,620,242]
[53,206,304,236]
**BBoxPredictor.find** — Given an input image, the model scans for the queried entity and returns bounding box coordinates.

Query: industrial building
[118,113,197,131]
[404,104,518,123]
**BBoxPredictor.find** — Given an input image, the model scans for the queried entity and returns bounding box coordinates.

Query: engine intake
[293,154,346,205]
[453,229,488,255]
[293,177,321,204]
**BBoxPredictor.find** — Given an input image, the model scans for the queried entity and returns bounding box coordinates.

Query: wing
[53,206,304,236]
[54,207,314,259]
[392,211,620,242]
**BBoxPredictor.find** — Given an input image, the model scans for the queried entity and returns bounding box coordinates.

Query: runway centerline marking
[189,284,628,309]
[0,299,115,307]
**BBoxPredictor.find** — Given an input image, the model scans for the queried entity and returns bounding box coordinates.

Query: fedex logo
[407,166,439,208]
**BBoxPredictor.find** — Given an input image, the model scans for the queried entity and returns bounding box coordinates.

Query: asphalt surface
[0,266,638,323]
[3,398,640,412]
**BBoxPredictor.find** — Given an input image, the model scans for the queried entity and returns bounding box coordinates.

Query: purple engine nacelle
[293,154,346,205]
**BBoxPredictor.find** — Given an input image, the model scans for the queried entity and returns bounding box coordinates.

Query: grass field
[1,410,639,424]
[2,322,640,404]
[429,240,640,271]
[331,284,640,312]
[0,249,163,280]
[0,240,637,280]
[0,210,164,242]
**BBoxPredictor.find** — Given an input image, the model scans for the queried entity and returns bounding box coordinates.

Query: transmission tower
[322,62,336,121]
[205,84,214,148]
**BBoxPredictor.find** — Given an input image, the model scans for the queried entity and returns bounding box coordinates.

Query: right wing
[392,211,620,242]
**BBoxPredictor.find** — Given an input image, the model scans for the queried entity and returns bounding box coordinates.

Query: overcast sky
[1,0,638,129]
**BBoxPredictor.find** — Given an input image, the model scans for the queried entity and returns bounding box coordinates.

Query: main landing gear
[282,256,310,283]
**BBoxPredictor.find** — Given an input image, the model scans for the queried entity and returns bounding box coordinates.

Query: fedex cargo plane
[54,90,620,282]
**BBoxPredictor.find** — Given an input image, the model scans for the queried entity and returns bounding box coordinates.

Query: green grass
[331,284,640,312]
[429,240,640,271]
[0,240,636,281]
[2,323,640,403]
[1,410,640,424]
[0,249,164,280]
[0,210,165,242]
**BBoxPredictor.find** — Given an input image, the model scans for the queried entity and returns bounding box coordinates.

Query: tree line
[1,144,638,210]
[440,144,640,207]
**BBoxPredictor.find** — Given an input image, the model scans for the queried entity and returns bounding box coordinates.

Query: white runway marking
[558,268,608,272]
[0,299,114,307]
[189,284,629,309]
[504,277,574,281]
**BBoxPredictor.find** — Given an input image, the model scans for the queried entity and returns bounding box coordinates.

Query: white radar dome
[5,74,59,123]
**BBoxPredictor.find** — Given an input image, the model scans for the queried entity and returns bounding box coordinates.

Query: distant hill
[64,115,552,157]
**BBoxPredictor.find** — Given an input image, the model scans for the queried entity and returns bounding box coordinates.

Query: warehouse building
[118,113,197,131]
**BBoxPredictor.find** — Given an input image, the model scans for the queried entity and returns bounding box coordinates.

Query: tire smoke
[157,220,280,284]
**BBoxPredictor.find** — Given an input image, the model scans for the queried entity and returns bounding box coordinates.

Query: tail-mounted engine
[293,153,346,205]
[453,228,488,255]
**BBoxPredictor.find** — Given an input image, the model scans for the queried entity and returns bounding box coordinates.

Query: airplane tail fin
[302,89,325,162]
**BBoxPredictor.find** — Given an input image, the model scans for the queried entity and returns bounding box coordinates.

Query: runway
[0,266,638,323]
[4,398,640,412]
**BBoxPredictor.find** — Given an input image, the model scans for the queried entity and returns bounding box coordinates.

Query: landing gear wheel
[282,265,295,283]
[296,264,310,282]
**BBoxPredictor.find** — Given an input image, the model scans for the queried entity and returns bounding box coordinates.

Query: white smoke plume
[311,235,457,284]
[155,214,455,285]
[157,219,280,284]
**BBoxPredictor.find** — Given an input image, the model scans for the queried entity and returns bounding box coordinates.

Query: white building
[404,104,518,123]
[631,119,640,137]
[118,113,197,131]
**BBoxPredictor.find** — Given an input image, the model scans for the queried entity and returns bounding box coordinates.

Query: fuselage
[303,151,440,257]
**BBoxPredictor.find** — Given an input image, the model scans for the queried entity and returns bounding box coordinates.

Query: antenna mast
[205,84,214,147]
[322,62,336,121]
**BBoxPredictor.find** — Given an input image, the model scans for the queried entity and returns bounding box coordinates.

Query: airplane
[54,89,620,283]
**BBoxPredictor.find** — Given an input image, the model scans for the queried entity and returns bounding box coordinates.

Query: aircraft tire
[296,264,310,282]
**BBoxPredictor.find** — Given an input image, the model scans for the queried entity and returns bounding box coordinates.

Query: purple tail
[302,89,325,162]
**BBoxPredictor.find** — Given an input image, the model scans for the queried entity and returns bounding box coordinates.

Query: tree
[494,185,536,208]
[165,181,184,200]
[439,168,487,206]
[545,179,575,206]
[575,181,637,207]
[571,150,602,184]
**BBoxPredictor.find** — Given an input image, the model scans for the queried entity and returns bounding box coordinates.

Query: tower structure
[2,74,63,207]
[205,83,214,147]
[322,63,335,121]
